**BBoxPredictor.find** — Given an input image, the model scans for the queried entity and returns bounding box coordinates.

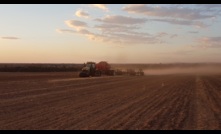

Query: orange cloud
[65,20,87,31]
[92,4,108,11]
[75,9,89,18]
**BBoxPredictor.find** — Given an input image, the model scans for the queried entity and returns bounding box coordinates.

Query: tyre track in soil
[0,75,191,129]
[0,75,173,129]
[90,76,186,130]
[0,77,139,109]
[0,76,136,102]
[198,76,221,129]
[0,77,137,120]
[115,76,195,130]
[1,74,221,129]
[0,75,119,93]
[0,72,79,83]
[0,77,135,115]
[33,77,151,129]
[192,76,220,130]
[0,76,125,94]
[46,76,170,129]
[141,76,194,130]
[68,75,178,130]
[72,75,191,130]
[0,76,151,129]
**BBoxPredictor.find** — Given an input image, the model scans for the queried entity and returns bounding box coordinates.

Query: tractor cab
[79,62,101,77]
[85,62,96,69]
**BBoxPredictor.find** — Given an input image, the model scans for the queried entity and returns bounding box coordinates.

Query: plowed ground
[0,72,221,130]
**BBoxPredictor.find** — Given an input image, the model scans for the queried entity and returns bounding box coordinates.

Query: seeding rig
[79,61,144,77]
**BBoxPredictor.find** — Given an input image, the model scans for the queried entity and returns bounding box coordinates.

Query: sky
[1,4,221,64]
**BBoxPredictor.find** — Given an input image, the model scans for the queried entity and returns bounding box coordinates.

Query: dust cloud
[143,66,221,75]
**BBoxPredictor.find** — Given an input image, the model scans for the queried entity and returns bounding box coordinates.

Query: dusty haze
[144,66,221,75]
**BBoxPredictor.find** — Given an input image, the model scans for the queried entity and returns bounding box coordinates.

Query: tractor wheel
[110,70,115,76]
[95,70,101,76]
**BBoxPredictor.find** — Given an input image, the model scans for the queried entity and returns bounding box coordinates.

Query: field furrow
[1,73,221,130]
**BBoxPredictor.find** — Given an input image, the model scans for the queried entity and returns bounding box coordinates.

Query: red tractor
[79,61,115,77]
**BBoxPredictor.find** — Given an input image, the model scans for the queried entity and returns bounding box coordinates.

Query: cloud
[196,4,221,11]
[123,4,215,20]
[58,24,161,45]
[59,13,181,46]
[94,23,166,44]
[154,32,178,39]
[188,31,199,34]
[172,50,193,55]
[196,36,221,48]
[170,34,178,38]
[95,15,147,25]
[193,21,209,28]
[92,4,108,12]
[95,23,139,31]
[65,20,87,31]
[59,17,181,45]
[95,20,179,41]
[75,9,89,18]
[104,32,160,44]
[78,29,92,35]
[94,23,147,36]
[56,28,93,36]
[156,32,168,37]
[1,36,20,40]
[123,5,218,28]
[151,18,208,28]
[56,29,76,33]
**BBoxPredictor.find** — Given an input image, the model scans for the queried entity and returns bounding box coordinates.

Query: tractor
[79,61,115,77]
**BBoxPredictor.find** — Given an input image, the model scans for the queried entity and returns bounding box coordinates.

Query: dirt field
[0,72,221,130]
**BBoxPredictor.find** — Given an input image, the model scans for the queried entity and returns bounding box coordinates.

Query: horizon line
[1,62,221,64]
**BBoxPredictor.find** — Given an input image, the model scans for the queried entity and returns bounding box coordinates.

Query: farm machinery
[127,68,144,76]
[79,61,144,77]
[79,61,115,77]
[136,69,145,76]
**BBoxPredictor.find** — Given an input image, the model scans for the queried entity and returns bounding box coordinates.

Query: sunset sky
[1,4,221,64]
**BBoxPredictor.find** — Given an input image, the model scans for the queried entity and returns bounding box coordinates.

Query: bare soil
[0,72,221,130]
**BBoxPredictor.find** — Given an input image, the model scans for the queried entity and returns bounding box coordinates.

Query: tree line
[0,64,83,72]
